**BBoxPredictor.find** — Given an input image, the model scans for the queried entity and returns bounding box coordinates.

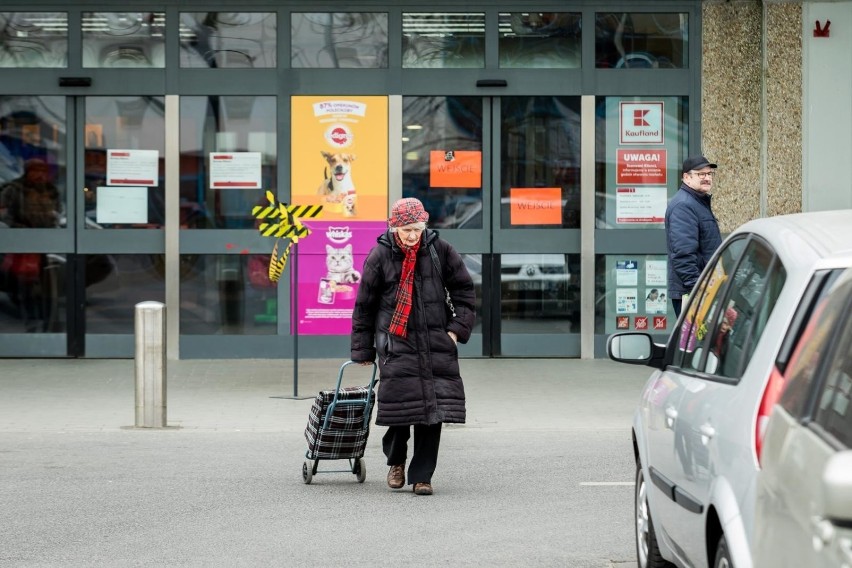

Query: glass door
[401,95,582,357]
[0,95,165,357]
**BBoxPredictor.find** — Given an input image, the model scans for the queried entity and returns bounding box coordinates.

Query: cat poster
[291,96,389,222]
[293,220,386,335]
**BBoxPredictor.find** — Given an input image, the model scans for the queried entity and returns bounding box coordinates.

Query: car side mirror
[823,450,852,523]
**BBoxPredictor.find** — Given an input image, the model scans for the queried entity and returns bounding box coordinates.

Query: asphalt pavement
[0,357,650,567]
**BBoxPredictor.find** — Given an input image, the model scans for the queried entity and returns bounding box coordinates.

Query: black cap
[682,155,717,174]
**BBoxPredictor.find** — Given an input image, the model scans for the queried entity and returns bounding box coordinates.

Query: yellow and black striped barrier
[251,191,322,282]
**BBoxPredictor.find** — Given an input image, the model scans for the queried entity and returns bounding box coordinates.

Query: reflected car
[607,210,852,568]
[753,267,852,568]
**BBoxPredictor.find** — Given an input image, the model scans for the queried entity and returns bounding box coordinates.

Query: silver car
[753,267,852,568]
[608,210,852,568]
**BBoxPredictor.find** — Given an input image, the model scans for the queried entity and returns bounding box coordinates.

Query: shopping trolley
[302,360,378,484]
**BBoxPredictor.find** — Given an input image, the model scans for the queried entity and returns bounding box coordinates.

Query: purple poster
[293,220,386,335]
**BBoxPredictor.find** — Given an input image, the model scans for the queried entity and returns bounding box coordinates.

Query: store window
[595,12,688,69]
[84,96,165,229]
[402,96,483,229]
[0,12,67,68]
[596,254,676,335]
[0,96,66,230]
[86,254,163,333]
[502,96,581,229]
[180,254,276,335]
[82,12,165,68]
[179,96,276,229]
[403,12,485,68]
[498,12,581,69]
[180,13,276,68]
[503,253,580,333]
[595,96,688,229]
[291,13,388,68]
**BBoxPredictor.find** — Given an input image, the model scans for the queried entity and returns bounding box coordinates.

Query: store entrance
[402,95,582,357]
[0,95,165,357]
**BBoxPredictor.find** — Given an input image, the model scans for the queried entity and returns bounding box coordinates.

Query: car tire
[635,459,675,568]
[713,534,732,568]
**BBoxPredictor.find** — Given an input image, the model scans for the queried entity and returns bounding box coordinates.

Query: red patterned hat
[388,198,429,228]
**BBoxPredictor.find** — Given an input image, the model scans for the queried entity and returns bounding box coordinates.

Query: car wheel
[713,534,732,568]
[635,459,675,568]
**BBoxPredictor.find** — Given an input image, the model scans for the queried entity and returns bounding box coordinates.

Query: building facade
[0,1,842,359]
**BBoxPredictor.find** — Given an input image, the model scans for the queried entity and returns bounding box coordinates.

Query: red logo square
[635,316,648,330]
[616,316,630,329]
[653,316,667,330]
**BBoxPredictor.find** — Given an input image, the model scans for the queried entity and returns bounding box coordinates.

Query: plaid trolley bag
[302,360,378,484]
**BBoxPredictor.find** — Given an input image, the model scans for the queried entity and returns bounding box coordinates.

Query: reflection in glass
[0,252,66,332]
[0,12,67,68]
[86,254,161,333]
[401,97,482,229]
[180,254,277,335]
[403,13,485,68]
[180,96,276,229]
[180,12,276,68]
[462,253,483,333]
[498,12,581,69]
[84,97,165,228]
[501,97,581,229]
[595,13,687,69]
[82,12,165,68]
[291,13,388,68]
[501,253,579,334]
[0,96,66,230]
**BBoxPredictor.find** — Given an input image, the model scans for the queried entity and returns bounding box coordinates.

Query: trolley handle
[323,360,379,430]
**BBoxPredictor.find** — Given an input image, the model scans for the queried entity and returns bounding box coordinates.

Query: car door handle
[665,407,678,429]
[699,424,715,444]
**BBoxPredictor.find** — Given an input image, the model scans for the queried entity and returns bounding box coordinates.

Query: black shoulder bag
[428,244,457,318]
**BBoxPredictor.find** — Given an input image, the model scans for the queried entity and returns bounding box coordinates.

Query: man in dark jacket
[665,155,722,316]
[351,198,475,496]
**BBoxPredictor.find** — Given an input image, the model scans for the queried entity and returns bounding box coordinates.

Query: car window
[813,303,852,448]
[779,282,849,418]
[672,237,747,369]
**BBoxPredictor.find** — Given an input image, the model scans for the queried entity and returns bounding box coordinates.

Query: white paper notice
[96,186,148,224]
[616,186,666,224]
[616,259,639,286]
[209,152,262,189]
[107,149,159,186]
[646,260,667,286]
[645,289,668,314]
[616,288,638,314]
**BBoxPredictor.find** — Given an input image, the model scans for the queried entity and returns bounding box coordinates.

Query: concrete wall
[702,1,803,232]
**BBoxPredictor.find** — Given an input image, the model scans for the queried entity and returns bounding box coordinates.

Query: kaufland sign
[620,102,664,144]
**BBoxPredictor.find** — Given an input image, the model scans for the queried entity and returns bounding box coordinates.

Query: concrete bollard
[135,301,167,428]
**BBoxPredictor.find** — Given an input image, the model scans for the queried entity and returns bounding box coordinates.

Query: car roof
[733,209,852,263]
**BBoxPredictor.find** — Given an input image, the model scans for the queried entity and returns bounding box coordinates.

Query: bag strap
[427,244,445,286]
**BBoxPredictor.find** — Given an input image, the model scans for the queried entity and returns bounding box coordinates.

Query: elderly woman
[351,198,475,495]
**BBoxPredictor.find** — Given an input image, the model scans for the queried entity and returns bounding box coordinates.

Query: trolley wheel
[354,458,366,483]
[302,461,313,484]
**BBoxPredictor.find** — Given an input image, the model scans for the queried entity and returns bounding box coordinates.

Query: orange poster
[510,187,562,225]
[429,150,481,188]
[291,97,388,221]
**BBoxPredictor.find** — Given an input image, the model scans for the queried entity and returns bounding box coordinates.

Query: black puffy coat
[350,229,475,426]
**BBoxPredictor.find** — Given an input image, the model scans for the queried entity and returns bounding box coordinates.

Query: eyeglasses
[690,171,715,179]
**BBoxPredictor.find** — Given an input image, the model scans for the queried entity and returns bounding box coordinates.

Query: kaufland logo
[620,102,664,144]
[326,226,352,243]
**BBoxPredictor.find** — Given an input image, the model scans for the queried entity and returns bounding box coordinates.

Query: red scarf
[388,233,420,338]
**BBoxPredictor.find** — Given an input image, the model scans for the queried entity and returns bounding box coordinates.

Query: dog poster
[291,97,388,222]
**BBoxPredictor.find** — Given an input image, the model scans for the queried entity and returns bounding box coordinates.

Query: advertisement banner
[291,97,388,222]
[293,220,386,335]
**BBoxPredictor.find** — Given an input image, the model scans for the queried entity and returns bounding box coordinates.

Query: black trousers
[382,423,442,485]
[672,298,683,318]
